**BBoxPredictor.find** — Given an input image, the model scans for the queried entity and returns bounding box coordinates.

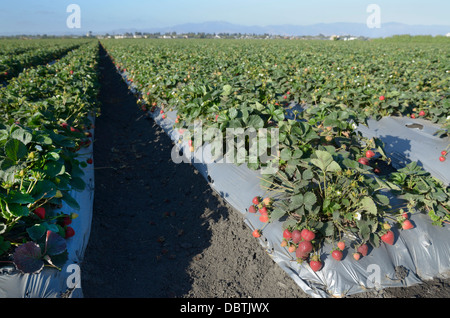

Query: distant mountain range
[4,21,449,38]
[108,21,450,38]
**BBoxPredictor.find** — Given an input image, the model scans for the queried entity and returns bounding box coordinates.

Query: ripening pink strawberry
[252,229,261,238]
[402,220,414,230]
[357,243,369,256]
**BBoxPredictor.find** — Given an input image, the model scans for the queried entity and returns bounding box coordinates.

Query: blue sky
[0,0,449,35]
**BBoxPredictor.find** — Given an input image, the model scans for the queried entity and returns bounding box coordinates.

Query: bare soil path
[80,43,450,300]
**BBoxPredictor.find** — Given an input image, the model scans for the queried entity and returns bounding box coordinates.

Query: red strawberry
[248,205,257,213]
[402,220,414,230]
[86,158,93,164]
[365,150,375,158]
[252,229,261,238]
[439,156,446,162]
[65,226,75,239]
[379,96,385,101]
[402,212,409,219]
[162,114,166,119]
[332,249,343,261]
[381,230,395,245]
[353,252,361,261]
[296,240,313,260]
[33,207,46,219]
[259,215,269,223]
[291,229,302,244]
[282,229,292,240]
[309,255,322,272]
[441,151,448,156]
[418,110,425,116]
[357,243,369,256]
[259,206,268,215]
[337,241,345,251]
[411,113,416,119]
[252,196,260,205]
[62,215,72,226]
[358,157,369,165]
[301,228,315,241]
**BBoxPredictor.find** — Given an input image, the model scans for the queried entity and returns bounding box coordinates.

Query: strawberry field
[0,36,449,297]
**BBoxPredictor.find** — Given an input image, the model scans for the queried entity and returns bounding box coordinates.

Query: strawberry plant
[102,37,450,272]
[0,40,100,273]
[387,161,450,226]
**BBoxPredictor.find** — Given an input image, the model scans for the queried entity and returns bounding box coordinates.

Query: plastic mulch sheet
[148,101,450,298]
[112,67,450,298]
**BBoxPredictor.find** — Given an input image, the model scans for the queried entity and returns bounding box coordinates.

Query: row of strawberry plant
[101,38,449,273]
[102,38,449,127]
[0,39,89,82]
[0,40,100,274]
